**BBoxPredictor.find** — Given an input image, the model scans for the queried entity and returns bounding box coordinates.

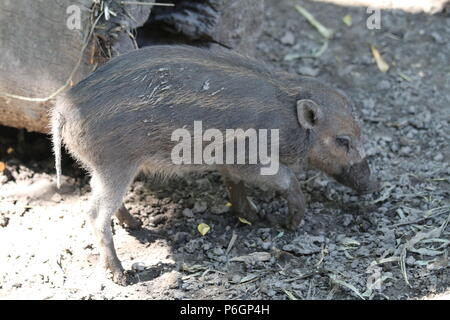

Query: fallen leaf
[397,71,412,82]
[283,52,303,61]
[197,223,210,236]
[340,237,360,248]
[370,45,390,73]
[0,162,5,172]
[230,252,271,264]
[409,247,443,256]
[283,289,298,300]
[239,274,259,283]
[343,14,352,27]
[238,217,252,225]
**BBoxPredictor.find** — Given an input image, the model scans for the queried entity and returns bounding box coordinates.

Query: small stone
[212,247,225,255]
[280,31,295,45]
[51,193,62,203]
[192,201,207,214]
[408,106,417,114]
[298,65,320,77]
[380,135,393,142]
[211,204,230,215]
[182,208,194,218]
[431,32,444,44]
[341,214,353,227]
[433,153,444,161]
[173,291,185,299]
[266,289,276,297]
[195,178,211,190]
[0,216,9,227]
[406,256,415,266]
[151,214,167,226]
[356,247,370,257]
[376,80,391,90]
[399,146,412,156]
[174,231,189,243]
[185,239,202,254]
[131,262,146,271]
[261,242,272,250]
[363,98,376,109]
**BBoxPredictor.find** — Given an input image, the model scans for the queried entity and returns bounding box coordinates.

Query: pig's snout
[332,158,379,194]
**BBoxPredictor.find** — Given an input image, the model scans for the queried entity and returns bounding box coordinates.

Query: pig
[50,45,379,285]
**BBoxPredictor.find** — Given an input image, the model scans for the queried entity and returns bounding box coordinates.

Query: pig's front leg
[218,168,259,223]
[225,165,306,229]
[284,177,305,229]
[260,165,305,230]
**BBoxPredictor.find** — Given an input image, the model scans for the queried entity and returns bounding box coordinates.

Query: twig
[120,1,174,6]
[393,206,449,227]
[225,232,238,256]
[294,5,334,40]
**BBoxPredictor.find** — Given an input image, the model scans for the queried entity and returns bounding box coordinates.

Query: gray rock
[0,216,9,228]
[211,204,230,215]
[213,247,225,255]
[282,235,324,255]
[195,178,212,190]
[182,208,194,218]
[377,80,391,90]
[399,146,412,156]
[193,201,208,214]
[174,231,189,243]
[280,31,295,45]
[298,65,320,77]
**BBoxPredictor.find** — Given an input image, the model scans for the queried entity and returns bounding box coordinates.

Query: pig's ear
[296,99,322,130]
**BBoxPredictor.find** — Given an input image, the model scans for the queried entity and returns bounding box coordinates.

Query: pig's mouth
[332,159,380,194]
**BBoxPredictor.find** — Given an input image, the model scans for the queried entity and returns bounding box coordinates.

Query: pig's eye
[336,136,351,152]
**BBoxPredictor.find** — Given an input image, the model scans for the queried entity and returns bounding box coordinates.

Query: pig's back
[65,45,294,123]
[58,45,299,162]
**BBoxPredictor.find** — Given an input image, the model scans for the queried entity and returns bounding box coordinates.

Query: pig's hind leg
[259,165,305,230]
[88,164,139,285]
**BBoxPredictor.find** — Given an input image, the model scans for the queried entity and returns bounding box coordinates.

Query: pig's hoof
[232,197,259,223]
[284,209,304,230]
[111,269,133,286]
[286,210,304,230]
[286,219,301,230]
[285,194,305,230]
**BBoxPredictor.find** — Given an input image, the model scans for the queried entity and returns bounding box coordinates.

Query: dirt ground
[0,0,449,300]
